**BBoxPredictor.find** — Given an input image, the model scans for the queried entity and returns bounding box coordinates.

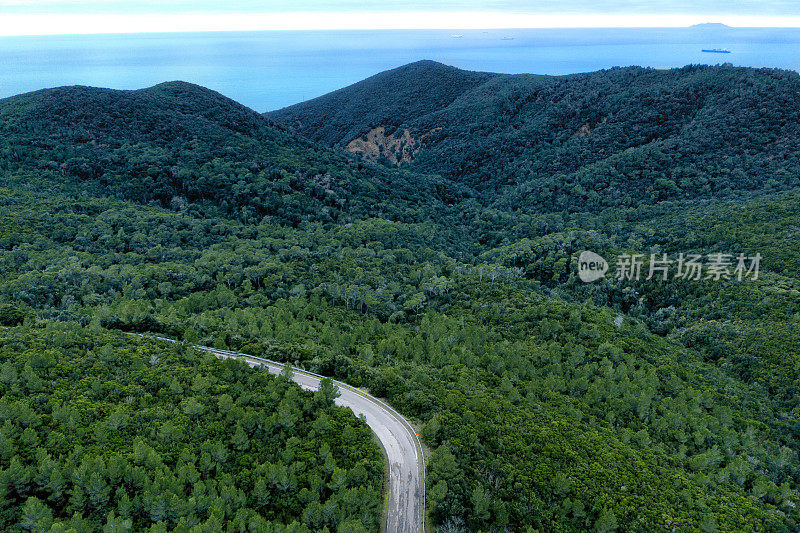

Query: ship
[701,48,731,53]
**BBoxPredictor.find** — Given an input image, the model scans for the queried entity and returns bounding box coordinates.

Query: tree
[277,397,300,429]
[232,423,250,451]
[471,486,491,525]
[595,508,618,533]
[20,497,53,532]
[316,378,340,407]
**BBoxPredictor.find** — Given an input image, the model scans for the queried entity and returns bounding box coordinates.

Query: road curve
[139,335,425,533]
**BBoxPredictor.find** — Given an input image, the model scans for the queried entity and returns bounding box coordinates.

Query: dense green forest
[0,324,383,532]
[270,61,500,148]
[2,62,800,531]
[0,81,467,228]
[270,62,800,209]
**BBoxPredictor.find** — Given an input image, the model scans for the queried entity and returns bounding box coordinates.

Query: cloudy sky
[2,1,799,35]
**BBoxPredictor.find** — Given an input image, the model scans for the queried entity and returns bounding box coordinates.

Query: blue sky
[1,1,799,34]
[3,0,800,15]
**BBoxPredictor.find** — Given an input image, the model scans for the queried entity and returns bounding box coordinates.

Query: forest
[0,324,383,532]
[2,62,800,531]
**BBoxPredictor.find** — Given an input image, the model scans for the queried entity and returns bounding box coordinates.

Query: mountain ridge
[0,79,468,230]
[1,81,278,142]
[268,60,503,146]
[269,62,800,211]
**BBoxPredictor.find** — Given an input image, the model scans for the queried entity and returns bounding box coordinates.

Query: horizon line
[2,12,800,36]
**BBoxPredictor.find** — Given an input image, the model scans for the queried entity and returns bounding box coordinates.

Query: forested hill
[0,81,462,227]
[268,60,502,146]
[269,62,800,210]
[4,69,800,531]
[3,81,275,141]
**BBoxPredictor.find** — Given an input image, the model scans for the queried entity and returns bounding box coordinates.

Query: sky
[1,1,800,35]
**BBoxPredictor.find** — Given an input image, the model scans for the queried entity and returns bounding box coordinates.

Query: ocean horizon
[2,26,800,112]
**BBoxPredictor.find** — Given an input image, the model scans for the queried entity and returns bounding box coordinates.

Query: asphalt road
[142,335,425,533]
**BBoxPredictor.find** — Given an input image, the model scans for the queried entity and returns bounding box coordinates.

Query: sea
[2,26,800,112]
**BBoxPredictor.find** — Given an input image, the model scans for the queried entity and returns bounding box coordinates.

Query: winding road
[141,335,426,533]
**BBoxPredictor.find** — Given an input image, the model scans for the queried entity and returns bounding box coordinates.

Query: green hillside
[2,64,800,531]
[0,81,462,228]
[270,63,800,211]
[269,60,501,146]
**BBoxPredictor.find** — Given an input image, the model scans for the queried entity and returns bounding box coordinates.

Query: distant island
[691,22,731,28]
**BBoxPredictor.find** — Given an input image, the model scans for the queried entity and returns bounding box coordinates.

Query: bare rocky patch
[346,126,440,165]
